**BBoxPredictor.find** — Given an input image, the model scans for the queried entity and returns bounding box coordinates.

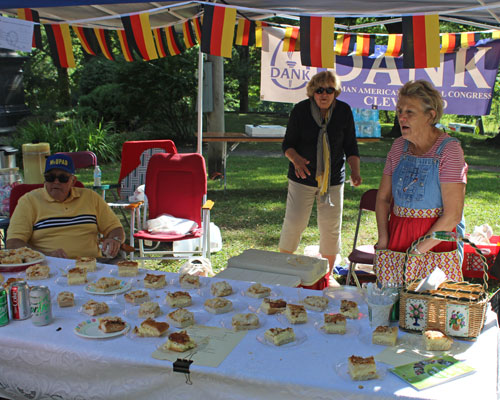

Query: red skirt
[387,211,457,253]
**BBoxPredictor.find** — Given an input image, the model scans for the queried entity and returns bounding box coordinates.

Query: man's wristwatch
[110,236,123,244]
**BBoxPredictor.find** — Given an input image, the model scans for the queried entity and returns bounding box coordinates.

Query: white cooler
[215,249,329,288]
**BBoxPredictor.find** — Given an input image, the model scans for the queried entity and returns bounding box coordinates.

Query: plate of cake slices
[123,301,166,320]
[220,312,266,331]
[85,277,133,295]
[256,327,307,348]
[240,283,281,300]
[335,358,387,383]
[0,248,45,272]
[74,316,130,339]
[156,330,210,354]
[312,316,360,337]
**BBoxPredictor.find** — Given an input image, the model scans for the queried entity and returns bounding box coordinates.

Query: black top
[282,98,360,187]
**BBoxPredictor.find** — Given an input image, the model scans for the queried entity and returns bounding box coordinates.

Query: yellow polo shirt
[7,187,122,259]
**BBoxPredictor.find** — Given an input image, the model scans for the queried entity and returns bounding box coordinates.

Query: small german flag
[255,21,268,48]
[44,24,75,68]
[402,15,440,68]
[73,26,99,56]
[117,29,136,62]
[460,32,480,48]
[94,28,115,61]
[201,5,236,58]
[17,8,43,49]
[182,20,197,49]
[193,17,202,43]
[385,34,402,57]
[282,26,300,52]
[354,33,374,56]
[440,33,460,53]
[235,19,255,46]
[121,13,158,61]
[334,33,355,56]
[300,16,335,68]
[165,26,182,56]
[153,28,168,58]
[492,31,500,40]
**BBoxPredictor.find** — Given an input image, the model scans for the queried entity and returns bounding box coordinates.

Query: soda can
[10,281,31,320]
[0,288,9,326]
[30,286,52,326]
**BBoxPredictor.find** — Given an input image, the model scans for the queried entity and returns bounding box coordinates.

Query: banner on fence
[260,27,500,115]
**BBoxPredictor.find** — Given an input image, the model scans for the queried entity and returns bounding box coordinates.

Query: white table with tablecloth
[0,256,498,400]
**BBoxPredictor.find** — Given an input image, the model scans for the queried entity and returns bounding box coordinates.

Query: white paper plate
[220,313,265,331]
[256,330,307,348]
[74,318,130,339]
[399,332,472,357]
[84,280,132,295]
[313,320,360,337]
[0,250,45,272]
[335,360,387,382]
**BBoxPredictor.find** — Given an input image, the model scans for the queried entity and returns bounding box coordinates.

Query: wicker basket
[398,231,490,341]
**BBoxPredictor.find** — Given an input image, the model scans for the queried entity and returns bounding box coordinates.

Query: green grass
[76,140,499,283]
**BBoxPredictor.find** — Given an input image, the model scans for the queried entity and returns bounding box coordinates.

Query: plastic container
[93,165,101,186]
[462,235,500,279]
[22,142,50,184]
[172,222,222,257]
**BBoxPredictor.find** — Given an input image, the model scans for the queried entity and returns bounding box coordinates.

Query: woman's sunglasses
[315,87,335,95]
[44,173,71,183]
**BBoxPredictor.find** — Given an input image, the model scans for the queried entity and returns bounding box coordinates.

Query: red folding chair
[133,153,214,261]
[56,151,97,170]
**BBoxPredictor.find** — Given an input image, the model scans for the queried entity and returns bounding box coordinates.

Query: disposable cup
[367,302,393,328]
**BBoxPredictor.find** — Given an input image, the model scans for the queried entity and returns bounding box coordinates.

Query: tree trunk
[206,55,224,176]
[238,46,249,113]
[56,66,71,109]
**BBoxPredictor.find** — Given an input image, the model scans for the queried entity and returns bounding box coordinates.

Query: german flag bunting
[282,26,299,52]
[440,33,459,53]
[121,13,158,61]
[94,28,115,61]
[193,17,202,43]
[153,28,168,58]
[385,34,402,57]
[402,15,440,68]
[300,16,335,68]
[493,31,500,40]
[460,32,480,48]
[165,26,182,55]
[73,26,99,55]
[17,8,43,49]
[255,21,268,48]
[201,5,236,58]
[354,33,374,56]
[235,19,255,46]
[182,21,196,49]
[334,33,355,56]
[44,24,75,68]
[117,29,136,62]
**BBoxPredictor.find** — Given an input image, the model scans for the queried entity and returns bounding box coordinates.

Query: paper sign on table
[152,325,246,367]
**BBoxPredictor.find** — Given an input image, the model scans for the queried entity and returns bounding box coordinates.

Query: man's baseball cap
[45,154,75,175]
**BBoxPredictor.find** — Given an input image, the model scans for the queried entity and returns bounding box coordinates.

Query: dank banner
[260,27,500,115]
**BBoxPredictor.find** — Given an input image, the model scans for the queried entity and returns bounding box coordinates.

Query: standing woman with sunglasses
[279,70,362,287]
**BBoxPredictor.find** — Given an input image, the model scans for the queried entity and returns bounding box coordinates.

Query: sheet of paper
[0,16,34,52]
[152,325,246,367]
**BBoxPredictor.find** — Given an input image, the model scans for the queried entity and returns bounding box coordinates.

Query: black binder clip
[173,358,194,385]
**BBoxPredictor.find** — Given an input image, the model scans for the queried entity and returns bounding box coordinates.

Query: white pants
[279,179,344,256]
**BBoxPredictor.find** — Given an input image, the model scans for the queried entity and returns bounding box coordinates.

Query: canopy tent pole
[197,48,204,155]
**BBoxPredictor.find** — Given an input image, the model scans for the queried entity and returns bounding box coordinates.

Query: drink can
[10,281,31,320]
[30,286,52,326]
[0,288,9,326]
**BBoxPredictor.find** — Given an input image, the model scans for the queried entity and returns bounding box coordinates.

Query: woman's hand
[285,148,310,179]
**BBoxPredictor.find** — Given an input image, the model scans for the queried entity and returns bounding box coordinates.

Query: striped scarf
[310,98,335,205]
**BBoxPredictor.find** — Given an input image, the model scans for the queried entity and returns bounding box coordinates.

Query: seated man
[6,154,125,260]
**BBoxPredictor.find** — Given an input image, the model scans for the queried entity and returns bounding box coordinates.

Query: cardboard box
[245,125,286,137]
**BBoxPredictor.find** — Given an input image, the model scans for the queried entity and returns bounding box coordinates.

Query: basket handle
[403,231,490,290]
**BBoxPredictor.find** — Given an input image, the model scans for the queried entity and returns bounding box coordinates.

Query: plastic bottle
[93,165,101,186]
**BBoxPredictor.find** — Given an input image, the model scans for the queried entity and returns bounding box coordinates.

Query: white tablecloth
[0,257,498,400]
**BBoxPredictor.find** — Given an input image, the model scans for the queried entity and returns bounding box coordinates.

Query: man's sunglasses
[44,173,71,183]
[315,87,335,95]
